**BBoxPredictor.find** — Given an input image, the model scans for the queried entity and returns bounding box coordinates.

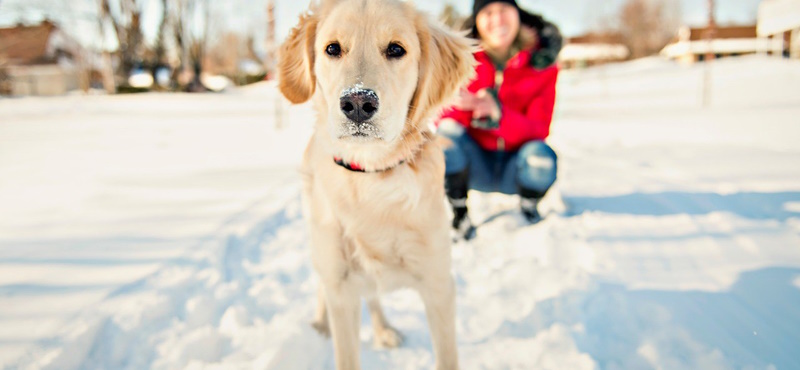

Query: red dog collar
[333,157,405,173]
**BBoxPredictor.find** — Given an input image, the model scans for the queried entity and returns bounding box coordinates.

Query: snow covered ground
[1,55,799,370]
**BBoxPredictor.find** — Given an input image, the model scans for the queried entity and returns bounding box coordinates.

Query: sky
[0,0,763,50]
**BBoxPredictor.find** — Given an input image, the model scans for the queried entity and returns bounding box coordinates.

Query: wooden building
[661,24,789,64]
[0,21,87,96]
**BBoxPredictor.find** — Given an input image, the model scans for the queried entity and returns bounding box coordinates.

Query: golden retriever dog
[277,0,474,368]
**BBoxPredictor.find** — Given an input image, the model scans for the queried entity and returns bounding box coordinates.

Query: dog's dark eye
[326,43,342,58]
[386,43,406,59]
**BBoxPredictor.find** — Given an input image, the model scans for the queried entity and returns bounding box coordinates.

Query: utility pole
[98,0,117,94]
[265,0,277,78]
[702,0,716,108]
[266,0,284,129]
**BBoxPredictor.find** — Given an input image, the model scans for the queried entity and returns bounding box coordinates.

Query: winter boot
[446,169,476,241]
[519,187,546,224]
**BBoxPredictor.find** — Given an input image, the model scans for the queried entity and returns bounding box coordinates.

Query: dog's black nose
[340,89,379,123]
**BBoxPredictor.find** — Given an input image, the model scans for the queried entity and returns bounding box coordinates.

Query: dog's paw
[311,320,330,338]
[373,326,403,349]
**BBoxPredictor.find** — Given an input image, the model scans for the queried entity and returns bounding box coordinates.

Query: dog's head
[279,0,474,151]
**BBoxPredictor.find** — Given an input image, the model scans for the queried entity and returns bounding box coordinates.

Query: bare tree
[117,0,144,74]
[97,0,146,79]
[108,0,210,90]
[155,0,209,91]
[153,0,170,67]
[184,0,212,91]
[618,0,681,59]
[98,0,117,93]
[95,0,148,86]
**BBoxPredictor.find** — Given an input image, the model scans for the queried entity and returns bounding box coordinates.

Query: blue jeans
[439,123,557,196]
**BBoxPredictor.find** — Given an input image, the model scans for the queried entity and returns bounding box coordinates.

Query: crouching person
[437,0,561,240]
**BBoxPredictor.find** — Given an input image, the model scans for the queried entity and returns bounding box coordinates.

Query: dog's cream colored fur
[278,0,474,368]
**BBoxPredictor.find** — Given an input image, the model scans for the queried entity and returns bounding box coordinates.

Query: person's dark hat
[519,9,545,30]
[467,0,539,39]
[465,1,564,69]
[472,0,519,16]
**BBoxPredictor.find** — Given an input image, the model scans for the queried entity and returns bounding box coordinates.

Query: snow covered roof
[559,43,630,62]
[661,38,784,57]
[758,0,800,36]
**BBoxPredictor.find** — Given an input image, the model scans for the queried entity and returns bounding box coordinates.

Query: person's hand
[471,89,500,122]
[452,89,478,111]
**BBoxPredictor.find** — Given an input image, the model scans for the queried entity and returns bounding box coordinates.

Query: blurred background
[1,0,792,95]
[1,1,799,369]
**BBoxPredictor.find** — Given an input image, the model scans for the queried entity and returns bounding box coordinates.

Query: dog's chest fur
[306,138,449,292]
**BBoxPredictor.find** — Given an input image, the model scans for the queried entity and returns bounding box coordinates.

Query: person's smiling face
[475,2,521,52]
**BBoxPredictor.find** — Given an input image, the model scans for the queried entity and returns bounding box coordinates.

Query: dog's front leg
[311,287,330,337]
[308,207,362,369]
[367,297,403,348]
[322,279,361,370]
[418,270,459,370]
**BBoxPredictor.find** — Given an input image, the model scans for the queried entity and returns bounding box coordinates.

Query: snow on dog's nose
[340,87,379,123]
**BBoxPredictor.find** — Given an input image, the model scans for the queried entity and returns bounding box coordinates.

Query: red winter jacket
[438,50,558,152]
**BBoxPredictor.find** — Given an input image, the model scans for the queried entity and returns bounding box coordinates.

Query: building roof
[568,32,625,45]
[684,25,757,41]
[0,21,57,65]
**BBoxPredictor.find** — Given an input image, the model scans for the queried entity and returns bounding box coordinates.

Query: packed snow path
[1,56,799,369]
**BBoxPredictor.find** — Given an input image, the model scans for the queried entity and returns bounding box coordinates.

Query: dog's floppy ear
[408,16,476,124]
[278,12,319,104]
